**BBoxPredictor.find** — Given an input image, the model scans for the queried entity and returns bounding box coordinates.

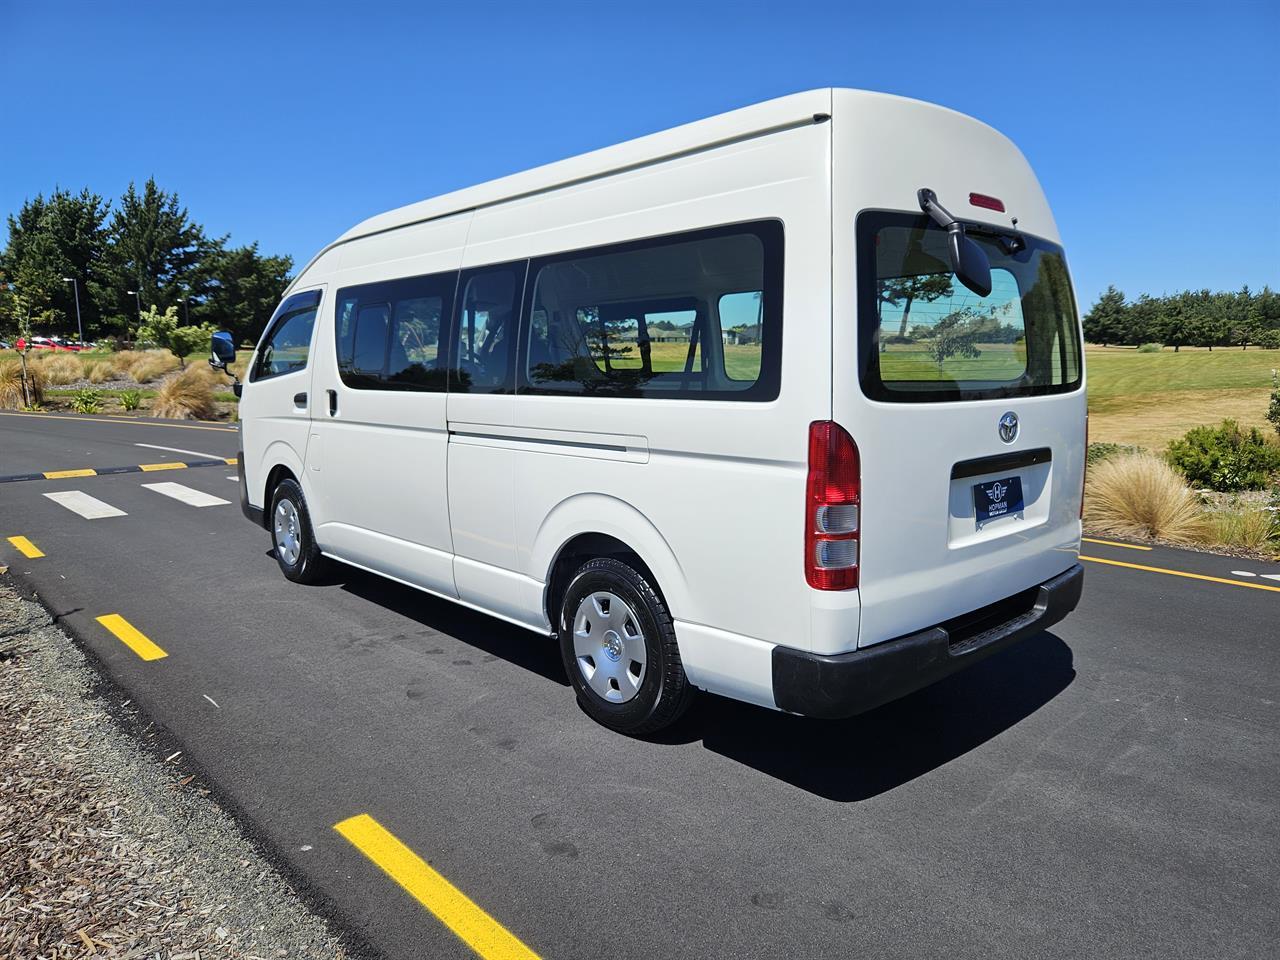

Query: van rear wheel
[559,557,694,735]
[270,478,328,584]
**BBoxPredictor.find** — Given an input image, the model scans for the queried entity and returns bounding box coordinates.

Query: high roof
[298,87,1008,283]
[335,88,837,247]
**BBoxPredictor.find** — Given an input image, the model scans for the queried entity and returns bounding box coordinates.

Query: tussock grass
[0,359,45,407]
[83,360,115,383]
[34,353,85,385]
[1206,504,1280,552]
[152,368,216,420]
[1085,452,1206,543]
[126,352,179,384]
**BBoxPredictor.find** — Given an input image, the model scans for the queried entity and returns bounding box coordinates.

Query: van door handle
[293,391,307,408]
[327,389,337,416]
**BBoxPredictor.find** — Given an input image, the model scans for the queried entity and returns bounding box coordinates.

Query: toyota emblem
[998,411,1019,444]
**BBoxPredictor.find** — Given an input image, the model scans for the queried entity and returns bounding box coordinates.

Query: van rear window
[856,211,1081,402]
[521,221,782,401]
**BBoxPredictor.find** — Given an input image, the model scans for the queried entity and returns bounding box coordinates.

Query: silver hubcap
[274,498,301,567]
[573,591,647,704]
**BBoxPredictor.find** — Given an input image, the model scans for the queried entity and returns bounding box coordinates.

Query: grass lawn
[1085,345,1280,448]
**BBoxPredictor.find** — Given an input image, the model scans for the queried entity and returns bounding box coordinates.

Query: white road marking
[1232,570,1258,578]
[43,490,127,519]
[142,482,231,508]
[1263,574,1280,582]
[226,475,238,481]
[135,442,221,459]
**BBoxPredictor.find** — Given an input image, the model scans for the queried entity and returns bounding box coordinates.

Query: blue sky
[2,0,1276,309]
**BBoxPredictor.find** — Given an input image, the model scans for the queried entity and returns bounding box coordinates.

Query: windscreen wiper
[916,188,993,297]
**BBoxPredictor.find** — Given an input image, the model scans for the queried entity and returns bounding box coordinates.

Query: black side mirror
[918,188,993,298]
[210,331,236,368]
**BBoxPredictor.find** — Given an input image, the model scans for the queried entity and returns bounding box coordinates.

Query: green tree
[1083,285,1128,346]
[0,194,75,335]
[1126,294,1159,346]
[135,304,216,367]
[193,242,292,344]
[106,177,217,328]
[878,273,955,340]
[927,308,984,367]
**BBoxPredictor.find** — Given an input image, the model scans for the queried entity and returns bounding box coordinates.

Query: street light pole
[178,296,190,324]
[62,277,83,344]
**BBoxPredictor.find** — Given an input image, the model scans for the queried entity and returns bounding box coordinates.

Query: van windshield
[856,211,1082,402]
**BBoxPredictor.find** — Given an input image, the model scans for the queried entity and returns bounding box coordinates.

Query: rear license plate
[974,476,1024,527]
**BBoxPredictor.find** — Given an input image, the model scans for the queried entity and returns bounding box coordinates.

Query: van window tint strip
[856,211,1082,403]
[518,220,783,402]
[335,272,455,392]
[251,290,322,382]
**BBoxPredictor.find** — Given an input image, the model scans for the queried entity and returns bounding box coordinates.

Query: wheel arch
[533,494,690,633]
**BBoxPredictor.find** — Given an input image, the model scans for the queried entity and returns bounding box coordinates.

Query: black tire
[269,478,329,584]
[558,557,694,735]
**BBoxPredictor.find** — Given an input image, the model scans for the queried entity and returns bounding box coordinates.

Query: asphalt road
[2,410,1277,960]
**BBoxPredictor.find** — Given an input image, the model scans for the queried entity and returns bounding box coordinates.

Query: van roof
[331,88,996,248]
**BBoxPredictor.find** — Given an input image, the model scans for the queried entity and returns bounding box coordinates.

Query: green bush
[119,388,143,411]
[1088,442,1144,465]
[1255,330,1280,350]
[1136,342,1163,353]
[69,388,102,414]
[1166,419,1280,491]
[1267,371,1280,437]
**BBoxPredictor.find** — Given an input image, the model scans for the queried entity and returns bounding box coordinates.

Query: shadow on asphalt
[306,554,1073,802]
[329,563,571,687]
[666,631,1076,802]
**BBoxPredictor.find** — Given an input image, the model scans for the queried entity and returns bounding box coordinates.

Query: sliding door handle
[327,389,338,416]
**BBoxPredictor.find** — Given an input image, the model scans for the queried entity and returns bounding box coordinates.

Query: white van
[212,88,1085,735]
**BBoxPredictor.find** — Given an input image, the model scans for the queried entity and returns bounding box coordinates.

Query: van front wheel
[559,558,694,735]
[270,478,328,584]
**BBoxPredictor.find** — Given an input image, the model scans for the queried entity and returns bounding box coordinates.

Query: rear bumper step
[772,563,1084,719]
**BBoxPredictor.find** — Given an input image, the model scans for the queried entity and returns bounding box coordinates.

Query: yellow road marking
[334,814,540,960]
[43,468,97,479]
[138,461,187,471]
[1081,537,1153,551]
[0,410,235,432]
[95,614,169,660]
[6,535,44,558]
[1080,555,1280,593]
[224,457,238,465]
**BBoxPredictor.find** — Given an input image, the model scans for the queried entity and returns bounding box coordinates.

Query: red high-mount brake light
[805,421,860,590]
[969,192,1005,213]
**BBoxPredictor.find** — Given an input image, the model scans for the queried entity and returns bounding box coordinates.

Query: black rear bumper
[772,563,1084,719]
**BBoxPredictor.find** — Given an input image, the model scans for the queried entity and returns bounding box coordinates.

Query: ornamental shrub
[1166,419,1280,491]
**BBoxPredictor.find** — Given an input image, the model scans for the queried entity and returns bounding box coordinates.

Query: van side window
[449,262,526,394]
[718,291,763,381]
[252,292,321,381]
[520,221,782,400]
[335,272,455,391]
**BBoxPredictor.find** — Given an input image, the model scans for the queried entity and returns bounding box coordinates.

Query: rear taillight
[806,421,860,590]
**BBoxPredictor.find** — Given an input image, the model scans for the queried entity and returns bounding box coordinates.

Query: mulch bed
[0,583,346,959]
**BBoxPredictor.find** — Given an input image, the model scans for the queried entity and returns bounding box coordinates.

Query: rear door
[830,92,1086,648]
[848,213,1084,645]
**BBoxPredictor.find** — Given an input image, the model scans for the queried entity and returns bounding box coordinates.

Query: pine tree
[1082,285,1127,346]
